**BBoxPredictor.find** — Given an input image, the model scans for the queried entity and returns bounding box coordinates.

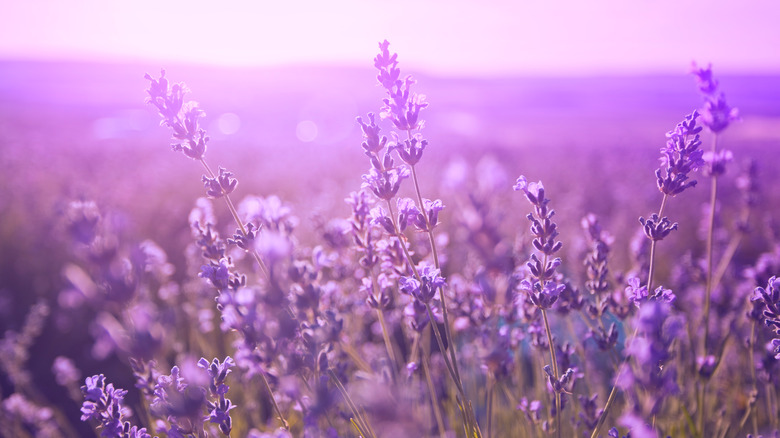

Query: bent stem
[199,158,270,279]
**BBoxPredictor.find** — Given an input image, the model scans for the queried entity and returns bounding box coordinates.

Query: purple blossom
[516,278,563,310]
[374,40,429,131]
[691,63,739,133]
[199,259,231,290]
[361,166,410,200]
[201,167,238,198]
[397,197,444,232]
[80,374,150,438]
[703,148,734,177]
[398,263,446,304]
[393,132,428,165]
[145,70,209,160]
[639,213,678,241]
[52,356,80,387]
[356,112,388,154]
[752,277,780,357]
[656,111,704,196]
[198,357,236,436]
[691,62,719,95]
[619,301,681,417]
[369,205,396,235]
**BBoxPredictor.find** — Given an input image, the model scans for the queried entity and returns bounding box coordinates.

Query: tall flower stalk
[591,111,704,438]
[358,40,481,436]
[514,176,566,438]
[691,62,739,436]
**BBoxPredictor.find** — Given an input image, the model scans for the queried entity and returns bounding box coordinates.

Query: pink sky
[1,0,778,76]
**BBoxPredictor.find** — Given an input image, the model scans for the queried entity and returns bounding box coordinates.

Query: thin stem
[420,339,448,438]
[408,158,462,388]
[199,158,269,278]
[542,308,562,438]
[376,308,399,381]
[257,370,289,430]
[647,194,669,292]
[590,327,639,438]
[700,133,720,437]
[328,369,377,438]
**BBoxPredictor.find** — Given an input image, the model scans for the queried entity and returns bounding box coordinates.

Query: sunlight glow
[1,0,779,75]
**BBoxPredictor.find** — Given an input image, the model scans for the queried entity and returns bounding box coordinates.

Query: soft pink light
[1,0,779,75]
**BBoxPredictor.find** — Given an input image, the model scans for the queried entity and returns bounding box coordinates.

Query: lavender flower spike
[145,70,209,160]
[691,62,740,133]
[657,111,704,196]
[374,40,429,131]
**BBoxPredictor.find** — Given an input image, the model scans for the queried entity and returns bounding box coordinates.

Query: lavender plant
[2,38,776,438]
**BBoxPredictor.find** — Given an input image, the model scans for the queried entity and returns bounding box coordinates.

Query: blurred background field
[1,59,779,435]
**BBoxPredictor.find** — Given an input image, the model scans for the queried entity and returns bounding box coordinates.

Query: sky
[1,0,779,76]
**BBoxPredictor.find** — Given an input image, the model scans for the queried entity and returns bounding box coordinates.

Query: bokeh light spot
[217,112,241,135]
[296,120,318,142]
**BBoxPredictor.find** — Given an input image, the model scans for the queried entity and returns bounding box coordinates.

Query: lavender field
[2,43,780,438]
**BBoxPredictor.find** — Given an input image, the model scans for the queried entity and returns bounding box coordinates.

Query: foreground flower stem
[420,338,448,438]
[199,158,270,278]
[328,369,377,438]
[542,307,561,438]
[376,307,399,379]
[592,195,668,438]
[646,194,669,292]
[257,368,289,430]
[409,160,463,386]
[386,199,482,436]
[700,134,720,437]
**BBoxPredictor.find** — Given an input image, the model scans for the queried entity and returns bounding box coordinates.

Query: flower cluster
[691,62,740,134]
[656,111,705,196]
[374,40,428,132]
[752,277,780,358]
[145,70,208,160]
[199,356,237,436]
[81,374,151,438]
[514,176,564,309]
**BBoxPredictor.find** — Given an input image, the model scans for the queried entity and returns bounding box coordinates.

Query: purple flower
[399,264,446,303]
[361,166,410,200]
[201,167,238,199]
[516,278,563,310]
[356,112,388,154]
[752,277,780,357]
[691,62,719,95]
[691,63,739,133]
[199,259,231,290]
[145,70,209,160]
[369,205,396,235]
[397,197,444,232]
[52,356,80,387]
[198,357,236,436]
[374,40,429,131]
[639,213,678,241]
[80,375,149,438]
[657,111,704,196]
[393,132,428,165]
[619,301,682,417]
